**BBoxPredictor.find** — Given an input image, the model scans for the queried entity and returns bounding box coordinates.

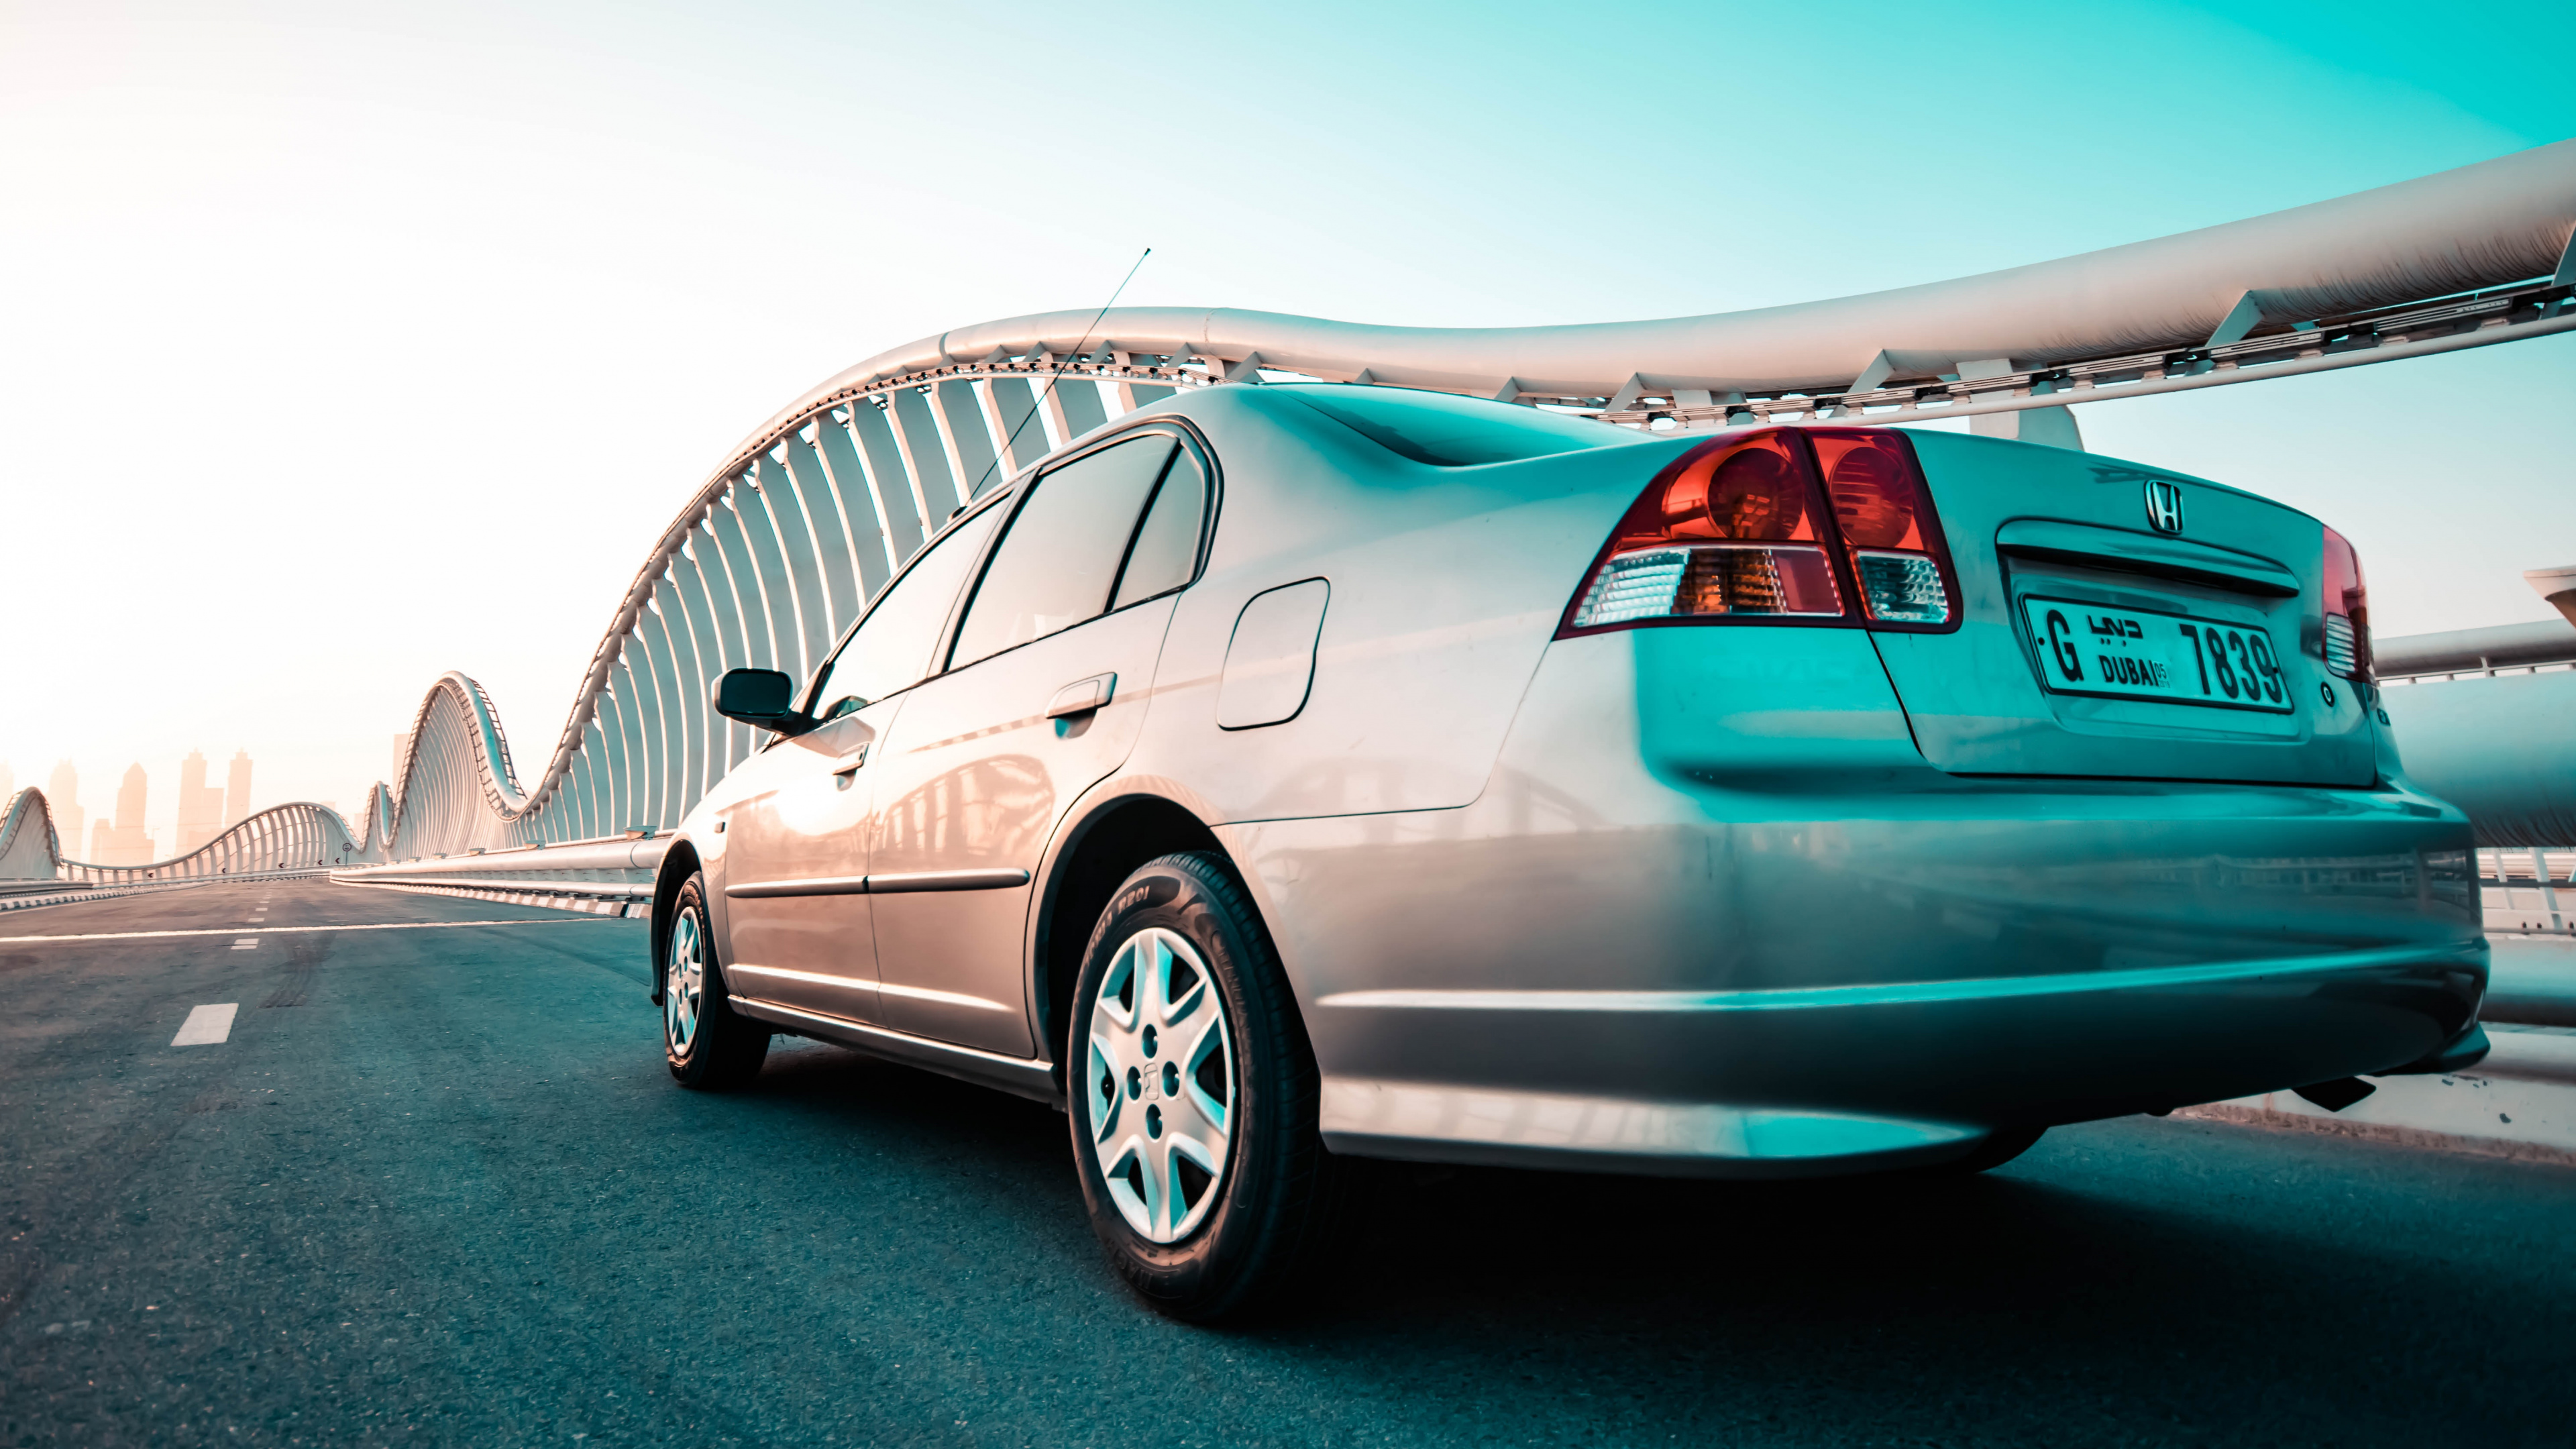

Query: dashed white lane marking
[172,1004,238,1046]
[0,919,625,944]
[231,938,260,950]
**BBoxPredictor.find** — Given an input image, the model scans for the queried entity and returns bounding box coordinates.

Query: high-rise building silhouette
[175,750,227,855]
[94,763,155,866]
[225,751,254,826]
[46,761,84,857]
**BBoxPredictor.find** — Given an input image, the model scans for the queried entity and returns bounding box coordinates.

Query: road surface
[3,879,2569,1446]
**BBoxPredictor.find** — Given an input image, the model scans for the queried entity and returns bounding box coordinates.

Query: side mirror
[712,668,814,735]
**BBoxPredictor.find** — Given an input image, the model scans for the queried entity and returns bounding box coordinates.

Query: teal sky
[3,1,2570,833]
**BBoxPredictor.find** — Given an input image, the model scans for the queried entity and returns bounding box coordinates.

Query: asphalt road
[3,880,2571,1448]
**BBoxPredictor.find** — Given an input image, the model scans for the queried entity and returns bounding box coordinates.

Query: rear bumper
[1222,629,2486,1177]
[1308,940,2485,1175]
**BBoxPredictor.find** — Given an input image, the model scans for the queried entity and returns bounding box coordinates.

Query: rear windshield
[1273,385,1619,468]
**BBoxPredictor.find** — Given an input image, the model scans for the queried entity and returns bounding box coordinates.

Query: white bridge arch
[0,788,374,888]
[386,138,2576,856]
[286,138,2576,859]
[7,143,2573,892]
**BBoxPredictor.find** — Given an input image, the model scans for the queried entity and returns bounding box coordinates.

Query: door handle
[831,743,869,775]
[1044,674,1116,720]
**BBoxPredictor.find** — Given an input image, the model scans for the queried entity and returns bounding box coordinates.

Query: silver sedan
[651,382,2486,1320]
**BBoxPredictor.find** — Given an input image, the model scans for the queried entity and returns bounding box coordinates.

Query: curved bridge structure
[0,788,377,888]
[117,143,2576,878]
[360,140,2576,861]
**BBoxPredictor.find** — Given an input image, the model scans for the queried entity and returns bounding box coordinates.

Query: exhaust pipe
[2292,1077,2378,1112]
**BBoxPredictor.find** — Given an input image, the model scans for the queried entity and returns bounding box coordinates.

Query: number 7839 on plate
[2018,596,2295,714]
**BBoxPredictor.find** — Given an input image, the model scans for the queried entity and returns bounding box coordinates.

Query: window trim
[798,486,1018,718]
[932,418,1221,677]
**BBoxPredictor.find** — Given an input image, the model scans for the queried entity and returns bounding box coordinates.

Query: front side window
[949,433,1188,669]
[808,502,1005,718]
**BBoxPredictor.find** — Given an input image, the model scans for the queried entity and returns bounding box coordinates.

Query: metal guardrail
[332,833,673,918]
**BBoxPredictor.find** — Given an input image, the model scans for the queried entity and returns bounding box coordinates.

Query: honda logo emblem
[2144,479,2185,534]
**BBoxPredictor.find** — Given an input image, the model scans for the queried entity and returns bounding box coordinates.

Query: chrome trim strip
[731,996,1059,1106]
[726,873,871,899]
[727,962,871,993]
[724,867,1030,899]
[1315,943,2478,1014]
[874,979,1017,1014]
[729,960,1019,1014]
[863,867,1030,893]
[1994,519,2300,598]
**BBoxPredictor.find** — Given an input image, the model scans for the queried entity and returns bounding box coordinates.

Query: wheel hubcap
[1086,926,1234,1243]
[665,910,704,1055]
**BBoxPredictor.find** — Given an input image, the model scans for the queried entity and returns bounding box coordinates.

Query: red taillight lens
[1568,433,1844,628]
[2321,525,2371,679]
[1560,427,1960,637]
[1808,429,1957,628]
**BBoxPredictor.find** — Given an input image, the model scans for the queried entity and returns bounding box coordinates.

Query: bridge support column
[845,402,926,566]
[888,387,961,527]
[1958,357,2084,450]
[813,410,896,597]
[680,529,754,773]
[1972,404,2083,450]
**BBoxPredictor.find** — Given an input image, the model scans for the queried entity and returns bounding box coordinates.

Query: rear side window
[950,434,1179,669]
[1277,384,1617,467]
[1112,445,1208,611]
[808,502,1004,716]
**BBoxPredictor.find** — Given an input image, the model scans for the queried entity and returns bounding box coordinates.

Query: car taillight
[1564,431,1843,629]
[1808,429,1957,628]
[2321,525,2371,680]
[1560,427,1959,637]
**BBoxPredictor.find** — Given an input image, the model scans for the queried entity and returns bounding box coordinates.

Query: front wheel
[1067,852,1344,1321]
[662,871,769,1090]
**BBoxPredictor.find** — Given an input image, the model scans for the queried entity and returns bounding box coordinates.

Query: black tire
[661,872,769,1090]
[1065,851,1344,1322]
[1922,1124,2045,1175]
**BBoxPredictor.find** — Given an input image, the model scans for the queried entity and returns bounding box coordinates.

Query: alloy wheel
[665,910,704,1055]
[1086,926,1236,1242]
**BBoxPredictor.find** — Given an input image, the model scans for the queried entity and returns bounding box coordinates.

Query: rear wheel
[663,872,769,1089]
[1067,851,1344,1321]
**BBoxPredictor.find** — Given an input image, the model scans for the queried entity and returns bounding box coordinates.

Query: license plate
[2019,596,2295,714]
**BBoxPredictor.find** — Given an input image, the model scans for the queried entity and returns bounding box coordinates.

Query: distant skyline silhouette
[1,749,283,867]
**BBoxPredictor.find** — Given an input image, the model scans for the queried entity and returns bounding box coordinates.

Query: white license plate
[2019,596,2295,714]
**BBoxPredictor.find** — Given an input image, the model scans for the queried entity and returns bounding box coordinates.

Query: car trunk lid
[1867,431,2377,787]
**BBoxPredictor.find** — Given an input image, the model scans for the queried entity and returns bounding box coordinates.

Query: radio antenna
[973,246,1152,498]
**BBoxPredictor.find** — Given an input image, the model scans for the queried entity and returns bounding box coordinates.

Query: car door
[866,426,1213,1057]
[714,501,1007,1026]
